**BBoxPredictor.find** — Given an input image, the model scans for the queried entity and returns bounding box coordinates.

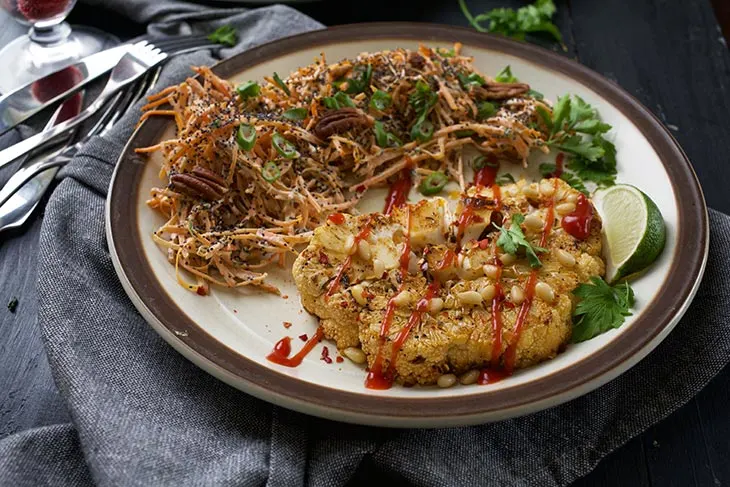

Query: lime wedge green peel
[593,185,666,284]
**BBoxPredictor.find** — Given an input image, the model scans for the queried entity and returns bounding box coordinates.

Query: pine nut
[393,290,412,306]
[457,290,483,306]
[351,284,367,306]
[408,252,419,274]
[345,234,356,254]
[461,256,471,270]
[523,213,544,230]
[343,347,366,364]
[373,258,385,277]
[357,239,371,260]
[500,253,516,266]
[483,264,499,279]
[437,373,458,388]
[556,249,576,267]
[565,193,578,203]
[429,297,444,313]
[522,185,539,199]
[459,369,479,385]
[540,181,555,197]
[556,202,576,215]
[480,285,497,301]
[511,285,525,305]
[535,281,555,303]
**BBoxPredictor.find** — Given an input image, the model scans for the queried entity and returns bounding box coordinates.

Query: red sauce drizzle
[324,218,373,301]
[384,167,413,215]
[474,163,498,188]
[502,179,558,373]
[327,213,345,225]
[455,204,483,249]
[366,279,441,389]
[366,206,413,390]
[478,367,510,385]
[266,327,324,367]
[549,152,565,178]
[561,193,594,240]
[437,248,457,271]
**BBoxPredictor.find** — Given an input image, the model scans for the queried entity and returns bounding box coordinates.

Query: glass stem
[29,22,71,47]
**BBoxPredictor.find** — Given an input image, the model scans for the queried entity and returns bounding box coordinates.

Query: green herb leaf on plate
[572,277,634,342]
[207,25,238,47]
[494,213,548,268]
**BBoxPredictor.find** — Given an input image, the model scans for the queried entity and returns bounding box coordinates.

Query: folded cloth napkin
[1,2,729,486]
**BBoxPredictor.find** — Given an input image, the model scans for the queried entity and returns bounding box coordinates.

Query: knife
[0,43,133,137]
[0,92,82,233]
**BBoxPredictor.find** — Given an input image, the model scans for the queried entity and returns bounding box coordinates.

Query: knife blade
[0,92,83,233]
[0,43,133,136]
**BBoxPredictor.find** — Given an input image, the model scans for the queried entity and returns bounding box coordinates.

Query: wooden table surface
[1,1,729,485]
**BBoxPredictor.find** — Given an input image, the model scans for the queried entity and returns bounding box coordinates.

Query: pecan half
[473,81,531,100]
[170,166,228,201]
[313,108,373,139]
[408,52,426,70]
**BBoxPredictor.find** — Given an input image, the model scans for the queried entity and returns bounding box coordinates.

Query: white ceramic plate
[106,23,708,427]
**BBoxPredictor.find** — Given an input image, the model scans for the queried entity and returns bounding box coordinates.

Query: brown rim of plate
[109,23,708,421]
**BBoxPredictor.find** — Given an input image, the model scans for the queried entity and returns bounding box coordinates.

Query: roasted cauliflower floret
[292,179,605,386]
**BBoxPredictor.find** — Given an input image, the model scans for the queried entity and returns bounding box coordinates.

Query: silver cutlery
[0,43,167,170]
[0,34,217,136]
[0,73,157,233]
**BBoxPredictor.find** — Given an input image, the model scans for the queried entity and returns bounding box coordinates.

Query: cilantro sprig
[537,95,618,190]
[207,25,238,47]
[572,277,635,342]
[459,0,564,48]
[494,214,547,268]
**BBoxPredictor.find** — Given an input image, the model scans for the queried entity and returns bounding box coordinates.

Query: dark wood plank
[711,0,730,47]
[642,398,716,487]
[572,437,651,487]
[0,213,71,438]
[695,366,730,486]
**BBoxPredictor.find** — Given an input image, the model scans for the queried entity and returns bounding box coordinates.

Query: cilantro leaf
[496,173,516,185]
[459,0,563,45]
[567,156,616,187]
[552,135,605,161]
[207,25,238,47]
[572,277,635,342]
[495,213,548,268]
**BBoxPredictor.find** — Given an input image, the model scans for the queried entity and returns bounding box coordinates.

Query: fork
[0,73,159,230]
[0,34,220,136]
[0,43,167,170]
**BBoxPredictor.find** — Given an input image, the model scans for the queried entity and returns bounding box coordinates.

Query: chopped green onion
[342,64,372,94]
[373,121,401,148]
[369,90,392,111]
[272,132,299,159]
[282,107,308,121]
[473,155,498,170]
[419,171,448,195]
[236,124,256,151]
[436,47,455,57]
[272,72,290,96]
[477,101,497,120]
[495,65,517,83]
[410,119,434,142]
[457,71,486,89]
[454,129,476,138]
[528,88,544,100]
[323,91,355,109]
[236,81,260,100]
[262,161,280,183]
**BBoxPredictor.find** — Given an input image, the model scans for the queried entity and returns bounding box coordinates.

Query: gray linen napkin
[1,3,730,486]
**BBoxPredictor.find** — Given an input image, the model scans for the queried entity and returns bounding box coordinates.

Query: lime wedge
[593,185,666,284]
